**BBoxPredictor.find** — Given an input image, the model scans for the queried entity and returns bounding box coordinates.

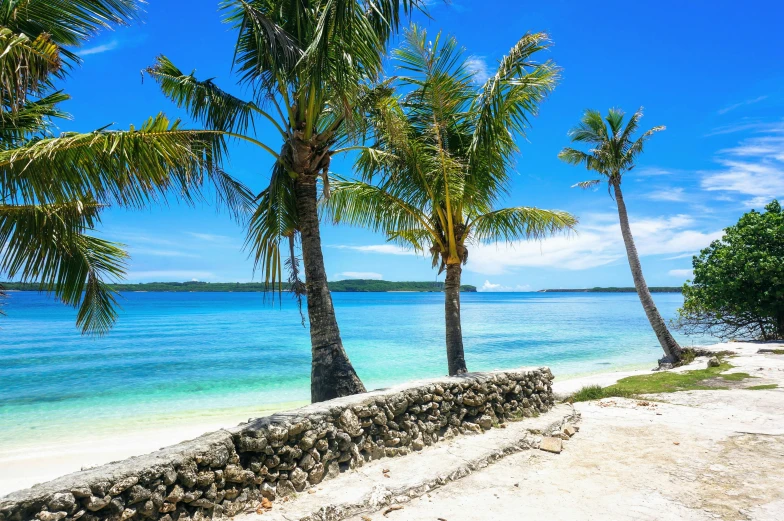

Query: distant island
[2,280,477,293]
[539,287,682,293]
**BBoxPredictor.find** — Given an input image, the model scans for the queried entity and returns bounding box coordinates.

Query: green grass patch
[762,349,784,355]
[747,384,778,390]
[570,362,758,402]
[570,385,636,402]
[719,372,753,381]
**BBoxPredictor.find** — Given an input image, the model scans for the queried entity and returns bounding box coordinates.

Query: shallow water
[0,291,714,450]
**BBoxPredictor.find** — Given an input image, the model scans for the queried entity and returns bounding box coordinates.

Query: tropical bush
[675,200,784,340]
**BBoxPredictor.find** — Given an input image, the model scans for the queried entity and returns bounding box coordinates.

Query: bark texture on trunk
[294,173,366,402]
[614,182,683,362]
[444,262,467,375]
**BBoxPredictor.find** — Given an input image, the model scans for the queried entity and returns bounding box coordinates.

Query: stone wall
[0,368,554,521]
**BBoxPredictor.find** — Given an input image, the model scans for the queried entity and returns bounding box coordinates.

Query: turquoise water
[0,291,714,447]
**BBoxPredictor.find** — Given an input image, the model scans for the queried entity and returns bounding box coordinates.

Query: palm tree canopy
[558,107,665,186]
[146,0,425,294]
[1,1,252,334]
[326,25,576,272]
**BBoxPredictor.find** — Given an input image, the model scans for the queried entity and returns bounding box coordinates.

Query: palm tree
[558,108,683,364]
[146,0,424,402]
[0,1,247,334]
[326,26,577,375]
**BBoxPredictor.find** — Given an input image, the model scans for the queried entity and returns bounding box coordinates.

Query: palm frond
[623,124,665,167]
[568,109,608,144]
[364,0,425,45]
[209,169,256,222]
[557,147,606,173]
[618,106,643,145]
[145,55,284,137]
[571,179,602,190]
[0,28,61,110]
[605,107,625,137]
[386,227,431,253]
[469,206,577,244]
[472,32,557,155]
[221,0,304,90]
[245,162,298,292]
[325,178,429,239]
[1,113,229,209]
[0,200,127,334]
[0,90,69,145]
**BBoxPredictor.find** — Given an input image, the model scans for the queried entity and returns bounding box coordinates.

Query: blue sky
[60,0,784,290]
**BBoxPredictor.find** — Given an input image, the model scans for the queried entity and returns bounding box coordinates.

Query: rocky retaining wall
[0,368,554,521]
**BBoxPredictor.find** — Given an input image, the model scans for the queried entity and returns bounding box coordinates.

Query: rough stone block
[539,437,563,454]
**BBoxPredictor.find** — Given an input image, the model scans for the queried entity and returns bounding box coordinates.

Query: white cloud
[700,133,784,207]
[481,280,502,291]
[664,252,697,260]
[80,40,120,56]
[647,187,686,202]
[478,281,532,292]
[465,56,490,84]
[705,120,784,137]
[187,232,234,242]
[331,244,416,256]
[717,95,768,115]
[633,167,675,177]
[80,33,147,56]
[668,269,694,278]
[129,248,200,258]
[334,272,383,280]
[125,270,216,281]
[465,214,722,275]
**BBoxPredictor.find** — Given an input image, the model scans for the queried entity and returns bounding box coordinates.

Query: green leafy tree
[675,200,784,340]
[146,0,423,402]
[326,26,576,375]
[558,108,684,364]
[0,0,246,334]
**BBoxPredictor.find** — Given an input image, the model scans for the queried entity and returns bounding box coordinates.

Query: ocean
[0,291,714,459]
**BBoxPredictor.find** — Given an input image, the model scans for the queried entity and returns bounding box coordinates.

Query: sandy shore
[0,344,727,497]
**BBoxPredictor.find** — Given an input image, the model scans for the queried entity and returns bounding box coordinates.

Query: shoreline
[0,350,711,497]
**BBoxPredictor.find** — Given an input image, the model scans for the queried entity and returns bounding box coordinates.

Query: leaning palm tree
[146,0,424,402]
[558,108,683,364]
[0,0,247,335]
[326,26,577,375]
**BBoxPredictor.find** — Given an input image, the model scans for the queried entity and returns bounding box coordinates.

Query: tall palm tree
[326,26,577,375]
[558,108,683,364]
[146,0,423,402]
[0,0,247,334]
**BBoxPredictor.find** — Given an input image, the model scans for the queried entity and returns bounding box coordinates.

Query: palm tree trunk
[294,173,366,402]
[613,182,683,363]
[444,262,468,375]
